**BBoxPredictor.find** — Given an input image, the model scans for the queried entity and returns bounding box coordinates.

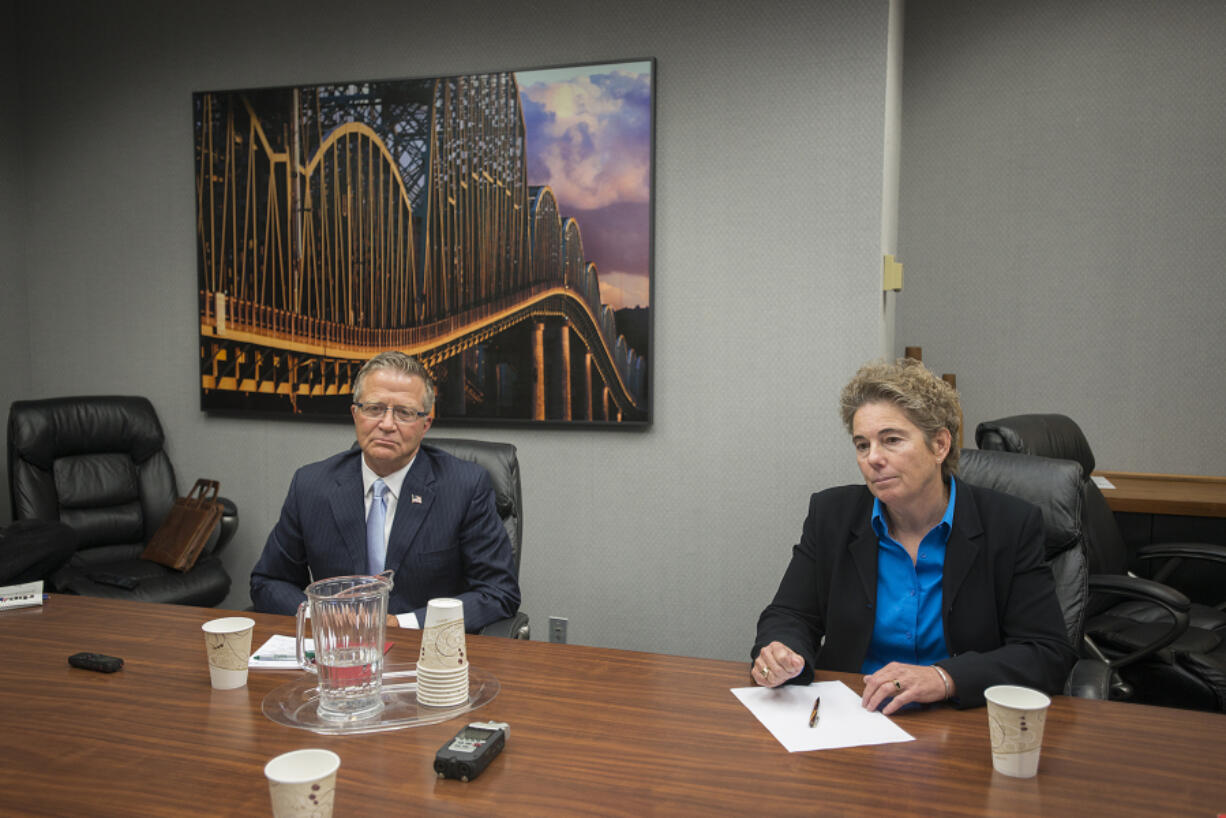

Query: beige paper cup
[984,685,1051,778]
[416,670,469,693]
[202,616,255,689]
[418,598,467,670]
[416,669,469,705]
[414,663,468,679]
[265,748,340,818]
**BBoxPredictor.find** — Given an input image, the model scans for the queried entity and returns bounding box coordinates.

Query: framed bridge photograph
[193,59,654,427]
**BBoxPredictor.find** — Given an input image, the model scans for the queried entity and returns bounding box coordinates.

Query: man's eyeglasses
[353,402,430,424]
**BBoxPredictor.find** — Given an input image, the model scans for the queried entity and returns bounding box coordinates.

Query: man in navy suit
[250,352,520,631]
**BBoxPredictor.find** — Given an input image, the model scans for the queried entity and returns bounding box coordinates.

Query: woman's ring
[893,679,903,692]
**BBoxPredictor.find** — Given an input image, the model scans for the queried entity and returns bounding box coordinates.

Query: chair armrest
[1065,657,1112,699]
[1137,541,1226,609]
[479,611,530,640]
[1138,541,1226,567]
[1088,574,1190,670]
[1091,573,1189,609]
[212,497,239,555]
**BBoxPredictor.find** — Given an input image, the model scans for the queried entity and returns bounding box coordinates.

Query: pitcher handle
[295,601,316,675]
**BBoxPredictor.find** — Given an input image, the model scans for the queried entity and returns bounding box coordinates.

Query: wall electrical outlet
[548,616,568,644]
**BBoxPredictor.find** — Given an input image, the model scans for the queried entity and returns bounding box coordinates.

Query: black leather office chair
[976,414,1226,631]
[0,518,78,585]
[958,448,1193,700]
[977,415,1226,710]
[7,396,238,606]
[427,436,530,639]
[977,413,1226,600]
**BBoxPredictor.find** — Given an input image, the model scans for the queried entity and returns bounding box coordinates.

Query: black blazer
[753,481,1076,707]
[251,444,520,631]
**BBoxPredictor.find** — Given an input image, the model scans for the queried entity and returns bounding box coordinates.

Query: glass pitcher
[295,571,393,722]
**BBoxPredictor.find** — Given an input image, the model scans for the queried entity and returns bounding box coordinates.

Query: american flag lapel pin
[411,494,423,504]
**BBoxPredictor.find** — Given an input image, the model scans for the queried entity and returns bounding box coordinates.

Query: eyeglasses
[353,402,430,424]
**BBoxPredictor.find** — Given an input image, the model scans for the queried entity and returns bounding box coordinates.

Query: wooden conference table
[1,596,1222,817]
[1094,470,1226,518]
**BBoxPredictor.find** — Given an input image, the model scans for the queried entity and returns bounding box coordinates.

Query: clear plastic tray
[261,663,498,735]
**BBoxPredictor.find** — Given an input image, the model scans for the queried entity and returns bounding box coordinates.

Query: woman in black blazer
[751,359,1075,712]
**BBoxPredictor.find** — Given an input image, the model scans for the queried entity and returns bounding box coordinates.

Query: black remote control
[68,652,124,673]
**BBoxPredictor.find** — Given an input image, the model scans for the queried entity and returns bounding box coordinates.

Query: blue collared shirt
[861,477,957,675]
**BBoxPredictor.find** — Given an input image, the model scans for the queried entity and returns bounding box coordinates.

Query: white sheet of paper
[1092,475,1116,490]
[248,634,313,669]
[732,680,914,752]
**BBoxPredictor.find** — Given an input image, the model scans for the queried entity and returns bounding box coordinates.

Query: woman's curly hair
[838,358,962,479]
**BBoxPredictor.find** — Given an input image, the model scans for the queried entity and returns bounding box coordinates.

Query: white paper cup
[418,689,469,704]
[202,617,255,689]
[984,685,1051,778]
[417,678,469,694]
[415,664,468,680]
[422,597,464,629]
[265,748,340,818]
[417,681,469,695]
[416,690,469,707]
[416,661,469,707]
[417,679,468,691]
[419,598,467,670]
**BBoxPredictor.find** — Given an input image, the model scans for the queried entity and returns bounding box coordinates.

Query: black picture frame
[194,58,654,428]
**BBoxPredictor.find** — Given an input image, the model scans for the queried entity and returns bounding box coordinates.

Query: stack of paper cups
[416,598,468,708]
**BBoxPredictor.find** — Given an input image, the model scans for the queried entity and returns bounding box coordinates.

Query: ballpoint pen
[809,696,821,728]
[255,651,315,661]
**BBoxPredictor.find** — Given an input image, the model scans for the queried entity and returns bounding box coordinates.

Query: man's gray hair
[352,351,436,411]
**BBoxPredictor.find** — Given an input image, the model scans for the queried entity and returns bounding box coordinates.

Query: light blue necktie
[366,478,388,575]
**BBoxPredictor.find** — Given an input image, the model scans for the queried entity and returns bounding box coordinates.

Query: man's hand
[751,641,805,688]
[386,614,401,628]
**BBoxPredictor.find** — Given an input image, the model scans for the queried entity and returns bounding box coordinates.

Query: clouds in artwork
[519,68,652,212]
[597,269,651,311]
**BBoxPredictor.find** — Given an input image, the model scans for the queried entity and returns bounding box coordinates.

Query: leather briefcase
[140,479,223,572]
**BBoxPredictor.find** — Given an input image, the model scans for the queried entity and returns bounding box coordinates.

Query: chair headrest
[958,448,1084,558]
[424,437,520,514]
[974,413,1096,475]
[9,396,166,470]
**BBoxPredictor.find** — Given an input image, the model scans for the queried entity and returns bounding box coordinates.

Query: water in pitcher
[296,572,393,722]
[314,645,383,719]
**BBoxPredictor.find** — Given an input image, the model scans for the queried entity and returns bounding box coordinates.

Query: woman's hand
[751,641,805,688]
[861,662,953,714]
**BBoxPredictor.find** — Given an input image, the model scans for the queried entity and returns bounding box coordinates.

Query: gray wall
[2,0,31,505]
[897,0,1226,474]
[5,1,889,661]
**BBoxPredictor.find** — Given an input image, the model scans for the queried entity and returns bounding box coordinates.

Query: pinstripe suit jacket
[250,444,520,631]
